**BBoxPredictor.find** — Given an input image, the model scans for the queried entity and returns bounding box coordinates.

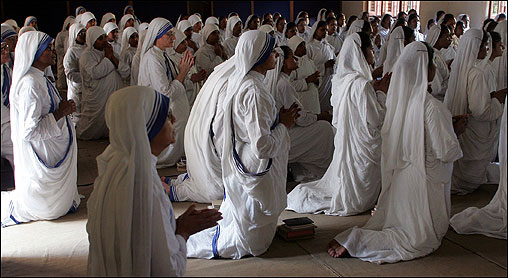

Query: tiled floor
[1,139,506,277]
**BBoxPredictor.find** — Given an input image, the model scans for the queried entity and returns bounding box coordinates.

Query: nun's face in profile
[29,20,37,28]
[86,19,96,29]
[38,42,56,66]
[125,18,135,28]
[249,17,260,30]
[76,29,86,45]
[151,114,176,156]
[193,22,202,33]
[233,22,242,36]
[129,32,139,48]
[264,49,279,70]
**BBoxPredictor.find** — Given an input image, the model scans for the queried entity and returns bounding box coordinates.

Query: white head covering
[243,14,258,31]
[205,16,219,26]
[287,35,304,53]
[103,22,119,36]
[86,86,170,276]
[225,16,241,39]
[188,15,202,29]
[381,41,430,194]
[11,31,53,96]
[173,29,186,50]
[346,19,364,37]
[494,20,507,90]
[425,24,442,47]
[61,16,75,32]
[259,24,274,34]
[119,14,134,32]
[4,19,19,32]
[264,47,284,97]
[75,6,86,17]
[120,27,138,55]
[296,11,307,23]
[68,22,85,48]
[86,26,106,49]
[100,12,116,27]
[80,12,96,27]
[140,18,173,62]
[444,29,486,115]
[18,26,36,37]
[1,23,17,42]
[24,16,37,27]
[457,14,470,31]
[177,20,192,32]
[201,23,219,46]
[383,26,405,74]
[123,5,133,15]
[317,8,328,22]
[139,22,149,31]
[228,12,238,19]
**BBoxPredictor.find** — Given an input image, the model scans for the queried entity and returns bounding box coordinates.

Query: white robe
[287,81,386,216]
[451,60,504,195]
[274,31,284,46]
[187,71,290,259]
[169,51,202,106]
[1,63,13,166]
[275,72,334,181]
[290,55,321,114]
[306,39,335,112]
[223,36,239,58]
[131,51,141,85]
[118,46,136,85]
[77,48,124,140]
[194,43,224,77]
[430,47,450,102]
[63,44,85,125]
[326,32,343,55]
[55,30,69,90]
[1,67,80,227]
[191,32,203,48]
[138,46,190,167]
[335,94,463,263]
[450,96,507,239]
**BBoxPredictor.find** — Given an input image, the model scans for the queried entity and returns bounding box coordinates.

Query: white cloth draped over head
[100,12,116,27]
[18,26,36,36]
[68,23,85,48]
[119,14,134,32]
[243,14,257,31]
[450,95,507,239]
[259,24,274,34]
[201,23,219,46]
[79,12,96,26]
[225,16,241,39]
[140,17,173,62]
[1,23,17,42]
[24,16,37,27]
[130,28,147,85]
[75,6,86,17]
[61,16,75,32]
[120,26,137,55]
[287,35,304,53]
[493,20,507,90]
[86,86,179,276]
[86,26,105,49]
[177,20,192,32]
[296,11,307,21]
[383,26,405,75]
[346,19,364,38]
[139,22,149,31]
[317,8,328,22]
[381,41,428,194]
[444,29,486,115]
[188,15,202,28]
[103,22,118,36]
[3,19,19,32]
[425,24,442,47]
[173,29,186,50]
[205,16,219,26]
[123,5,133,15]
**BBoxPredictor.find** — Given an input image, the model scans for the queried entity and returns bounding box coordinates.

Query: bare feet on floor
[327,239,350,258]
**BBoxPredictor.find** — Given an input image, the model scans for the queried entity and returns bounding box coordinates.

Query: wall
[341,1,364,19]
[420,1,489,32]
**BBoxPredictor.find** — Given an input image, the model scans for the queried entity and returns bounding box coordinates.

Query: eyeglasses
[1,43,9,51]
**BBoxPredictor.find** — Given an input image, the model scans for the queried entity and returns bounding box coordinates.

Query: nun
[194,23,226,78]
[86,86,221,276]
[243,14,261,32]
[103,22,121,57]
[123,5,142,30]
[383,26,415,75]
[63,23,86,126]
[1,31,81,227]
[328,41,463,264]
[77,26,124,140]
[326,16,344,55]
[79,12,96,29]
[24,16,37,29]
[287,32,389,216]
[1,35,13,167]
[425,24,452,102]
[117,26,138,85]
[129,28,147,85]
[177,19,198,54]
[186,30,298,259]
[99,12,116,28]
[223,16,242,58]
[138,18,193,168]
[55,16,75,91]
[188,15,203,48]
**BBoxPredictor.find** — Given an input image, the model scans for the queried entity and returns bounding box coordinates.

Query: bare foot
[327,239,350,258]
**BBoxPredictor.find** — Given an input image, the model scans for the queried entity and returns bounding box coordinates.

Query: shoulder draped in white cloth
[86,86,187,276]
[383,26,405,75]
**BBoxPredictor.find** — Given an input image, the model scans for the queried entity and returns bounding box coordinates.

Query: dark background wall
[1,1,343,39]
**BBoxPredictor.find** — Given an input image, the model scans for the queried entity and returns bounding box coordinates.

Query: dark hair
[358,31,372,53]
[345,16,358,31]
[285,22,297,34]
[280,45,292,60]
[393,18,406,30]
[296,17,306,25]
[397,11,407,19]
[427,19,436,28]
[408,14,418,24]
[262,18,272,25]
[263,13,272,20]
[382,14,392,24]
[274,12,281,17]
[276,16,286,25]
[326,16,337,24]
[422,41,435,68]
[218,16,226,22]
[481,30,489,44]
[436,11,446,20]
[497,13,507,20]
[455,21,464,29]
[325,10,335,18]
[371,16,380,23]
[316,20,327,29]
[484,19,498,32]
[408,9,417,15]
[402,26,415,42]
[337,13,345,20]
[361,11,369,18]
[490,31,502,44]
[439,24,449,38]
[442,14,455,25]
[362,20,371,33]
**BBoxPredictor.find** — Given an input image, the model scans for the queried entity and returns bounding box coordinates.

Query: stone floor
[1,139,507,277]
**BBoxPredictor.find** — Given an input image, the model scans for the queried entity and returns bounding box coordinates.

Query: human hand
[104,44,114,59]
[178,50,194,76]
[372,65,383,79]
[175,204,222,241]
[305,71,320,83]
[452,114,468,136]
[160,176,170,195]
[191,69,207,82]
[373,72,391,94]
[490,88,507,103]
[53,99,76,121]
[279,102,301,129]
